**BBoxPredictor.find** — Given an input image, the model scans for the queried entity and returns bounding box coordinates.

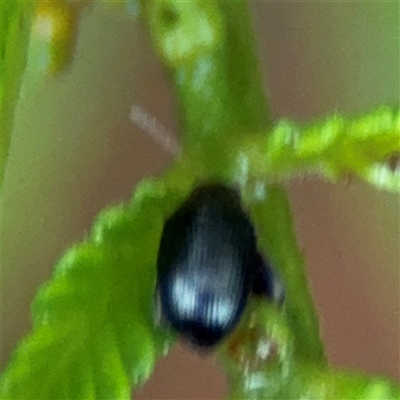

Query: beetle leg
[154,287,165,327]
[252,252,285,305]
[129,105,181,156]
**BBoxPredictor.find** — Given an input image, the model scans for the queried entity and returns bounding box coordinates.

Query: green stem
[1,1,35,187]
[143,0,326,365]
[142,0,269,171]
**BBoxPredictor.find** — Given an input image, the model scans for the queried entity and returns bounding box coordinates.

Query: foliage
[237,106,399,192]
[1,0,399,399]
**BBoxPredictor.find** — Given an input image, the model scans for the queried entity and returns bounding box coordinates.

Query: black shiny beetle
[156,183,281,349]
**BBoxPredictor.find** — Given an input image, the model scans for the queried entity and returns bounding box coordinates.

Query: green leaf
[1,177,195,399]
[237,106,400,192]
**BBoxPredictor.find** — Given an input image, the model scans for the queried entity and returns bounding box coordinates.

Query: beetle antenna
[129,105,181,156]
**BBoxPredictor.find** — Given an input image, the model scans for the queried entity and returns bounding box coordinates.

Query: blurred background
[1,1,399,398]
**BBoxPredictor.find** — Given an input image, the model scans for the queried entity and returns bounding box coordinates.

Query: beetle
[156,183,282,349]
